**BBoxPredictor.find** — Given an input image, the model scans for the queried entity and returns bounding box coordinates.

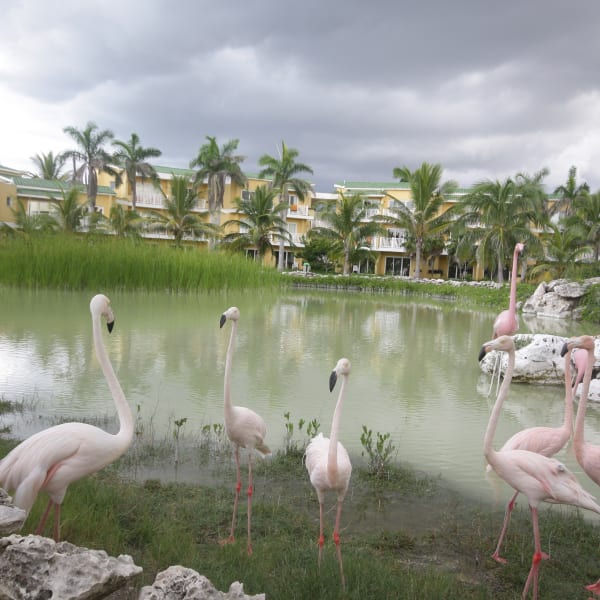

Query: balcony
[287,205,310,218]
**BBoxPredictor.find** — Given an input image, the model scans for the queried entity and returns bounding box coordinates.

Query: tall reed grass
[0,235,282,292]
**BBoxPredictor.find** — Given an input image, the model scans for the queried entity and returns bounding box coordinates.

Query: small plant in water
[173,417,188,465]
[360,426,396,478]
[282,412,320,456]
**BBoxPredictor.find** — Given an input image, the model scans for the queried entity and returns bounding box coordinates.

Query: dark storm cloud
[2,0,600,191]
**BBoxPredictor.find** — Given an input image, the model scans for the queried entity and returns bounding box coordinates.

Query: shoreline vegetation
[2,235,600,599]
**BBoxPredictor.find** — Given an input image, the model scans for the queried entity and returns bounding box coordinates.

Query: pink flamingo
[0,294,133,541]
[305,357,353,590]
[480,335,600,600]
[560,335,600,596]
[219,306,270,555]
[572,347,588,395]
[486,337,575,563]
[488,242,525,393]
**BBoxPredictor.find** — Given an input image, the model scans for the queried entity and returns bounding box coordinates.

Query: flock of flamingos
[0,242,598,600]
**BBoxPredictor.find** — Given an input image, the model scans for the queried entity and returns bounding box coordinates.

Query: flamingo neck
[573,343,595,458]
[484,347,515,464]
[327,373,347,483]
[224,320,236,419]
[508,246,520,315]
[92,313,133,447]
[562,349,574,435]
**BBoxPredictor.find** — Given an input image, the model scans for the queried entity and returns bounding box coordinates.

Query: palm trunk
[414,240,422,279]
[277,187,289,271]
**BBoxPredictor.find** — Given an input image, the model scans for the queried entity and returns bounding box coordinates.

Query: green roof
[154,165,195,177]
[13,176,114,199]
[335,181,410,191]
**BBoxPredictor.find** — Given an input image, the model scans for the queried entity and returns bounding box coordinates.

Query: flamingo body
[0,294,133,540]
[220,306,270,555]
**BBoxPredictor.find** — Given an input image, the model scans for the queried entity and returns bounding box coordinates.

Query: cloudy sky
[2,0,600,193]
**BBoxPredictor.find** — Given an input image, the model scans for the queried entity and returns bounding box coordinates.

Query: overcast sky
[2,0,600,193]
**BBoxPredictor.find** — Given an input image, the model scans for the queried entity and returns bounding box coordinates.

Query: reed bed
[0,235,282,292]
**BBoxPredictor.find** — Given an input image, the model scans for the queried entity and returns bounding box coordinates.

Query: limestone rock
[0,534,142,600]
[0,489,26,535]
[139,566,265,600]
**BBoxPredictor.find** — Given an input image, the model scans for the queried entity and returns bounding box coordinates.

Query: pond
[0,286,597,508]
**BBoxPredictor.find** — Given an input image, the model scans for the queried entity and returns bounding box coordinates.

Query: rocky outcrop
[522,277,600,320]
[0,489,26,535]
[139,566,265,600]
[479,333,600,387]
[0,534,142,600]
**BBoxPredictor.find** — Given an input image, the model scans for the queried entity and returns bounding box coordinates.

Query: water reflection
[0,286,597,507]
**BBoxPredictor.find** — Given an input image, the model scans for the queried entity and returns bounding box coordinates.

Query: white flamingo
[305,357,353,590]
[219,306,270,555]
[480,335,600,600]
[0,294,133,541]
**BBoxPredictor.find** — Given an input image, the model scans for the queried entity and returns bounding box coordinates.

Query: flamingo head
[90,294,115,333]
[220,306,240,328]
[515,242,525,254]
[478,335,514,362]
[329,357,351,392]
[561,335,595,357]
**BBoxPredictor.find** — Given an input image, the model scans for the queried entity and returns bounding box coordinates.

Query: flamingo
[486,338,575,563]
[560,335,600,596]
[305,357,353,590]
[572,347,588,395]
[219,306,270,555]
[488,242,525,394]
[480,335,600,600]
[0,294,133,541]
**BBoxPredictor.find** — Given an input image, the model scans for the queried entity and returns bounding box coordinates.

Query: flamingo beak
[107,320,115,334]
[219,314,227,328]
[560,342,569,357]
[478,345,488,362]
[329,370,338,392]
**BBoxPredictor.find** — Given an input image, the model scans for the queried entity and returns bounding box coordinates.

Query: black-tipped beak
[329,370,338,392]
[478,345,487,362]
[560,342,569,357]
[107,320,115,334]
[219,314,226,328]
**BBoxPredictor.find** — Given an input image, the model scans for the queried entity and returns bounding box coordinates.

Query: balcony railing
[287,205,310,217]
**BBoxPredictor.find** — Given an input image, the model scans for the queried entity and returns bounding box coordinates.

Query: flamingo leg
[317,501,325,568]
[34,499,54,537]
[333,499,346,591]
[221,446,241,546]
[585,578,600,595]
[53,504,61,542]
[521,506,549,600]
[246,453,253,556]
[492,490,519,563]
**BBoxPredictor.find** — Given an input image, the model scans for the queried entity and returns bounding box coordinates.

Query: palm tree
[258,141,313,271]
[310,192,385,275]
[385,162,457,279]
[189,136,246,231]
[551,165,590,218]
[149,175,216,246]
[30,151,68,180]
[453,176,544,283]
[62,121,119,211]
[112,133,162,210]
[222,185,293,260]
[2,198,55,236]
[566,191,600,261]
[105,204,145,238]
[530,223,592,279]
[49,187,87,233]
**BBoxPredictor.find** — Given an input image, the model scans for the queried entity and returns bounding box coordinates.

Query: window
[241,190,254,201]
[6,196,11,207]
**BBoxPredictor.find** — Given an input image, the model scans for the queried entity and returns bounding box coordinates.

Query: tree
[222,185,293,260]
[385,162,457,279]
[258,141,313,271]
[30,151,68,180]
[453,176,544,283]
[189,136,246,231]
[311,192,385,275]
[104,204,145,238]
[149,175,216,246]
[298,235,337,273]
[565,191,600,261]
[62,121,119,211]
[49,186,87,233]
[112,133,162,210]
[1,198,55,237]
[551,165,590,218]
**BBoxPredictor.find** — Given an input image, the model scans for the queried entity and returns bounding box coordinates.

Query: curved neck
[508,247,520,313]
[328,373,347,480]
[562,348,574,434]
[573,343,595,455]
[92,313,133,444]
[484,347,515,463]
[224,320,237,416]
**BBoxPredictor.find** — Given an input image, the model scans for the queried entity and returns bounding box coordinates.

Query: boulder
[0,489,26,535]
[139,566,265,600]
[0,534,142,600]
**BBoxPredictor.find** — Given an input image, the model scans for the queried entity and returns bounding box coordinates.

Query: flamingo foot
[218,535,235,546]
[585,578,600,594]
[491,552,508,564]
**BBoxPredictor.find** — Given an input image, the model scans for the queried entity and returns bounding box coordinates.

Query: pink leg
[317,501,325,568]
[34,499,54,536]
[492,490,519,563]
[333,499,346,591]
[521,506,549,600]
[585,578,600,595]
[53,504,61,542]
[246,453,253,555]
[221,446,241,545]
